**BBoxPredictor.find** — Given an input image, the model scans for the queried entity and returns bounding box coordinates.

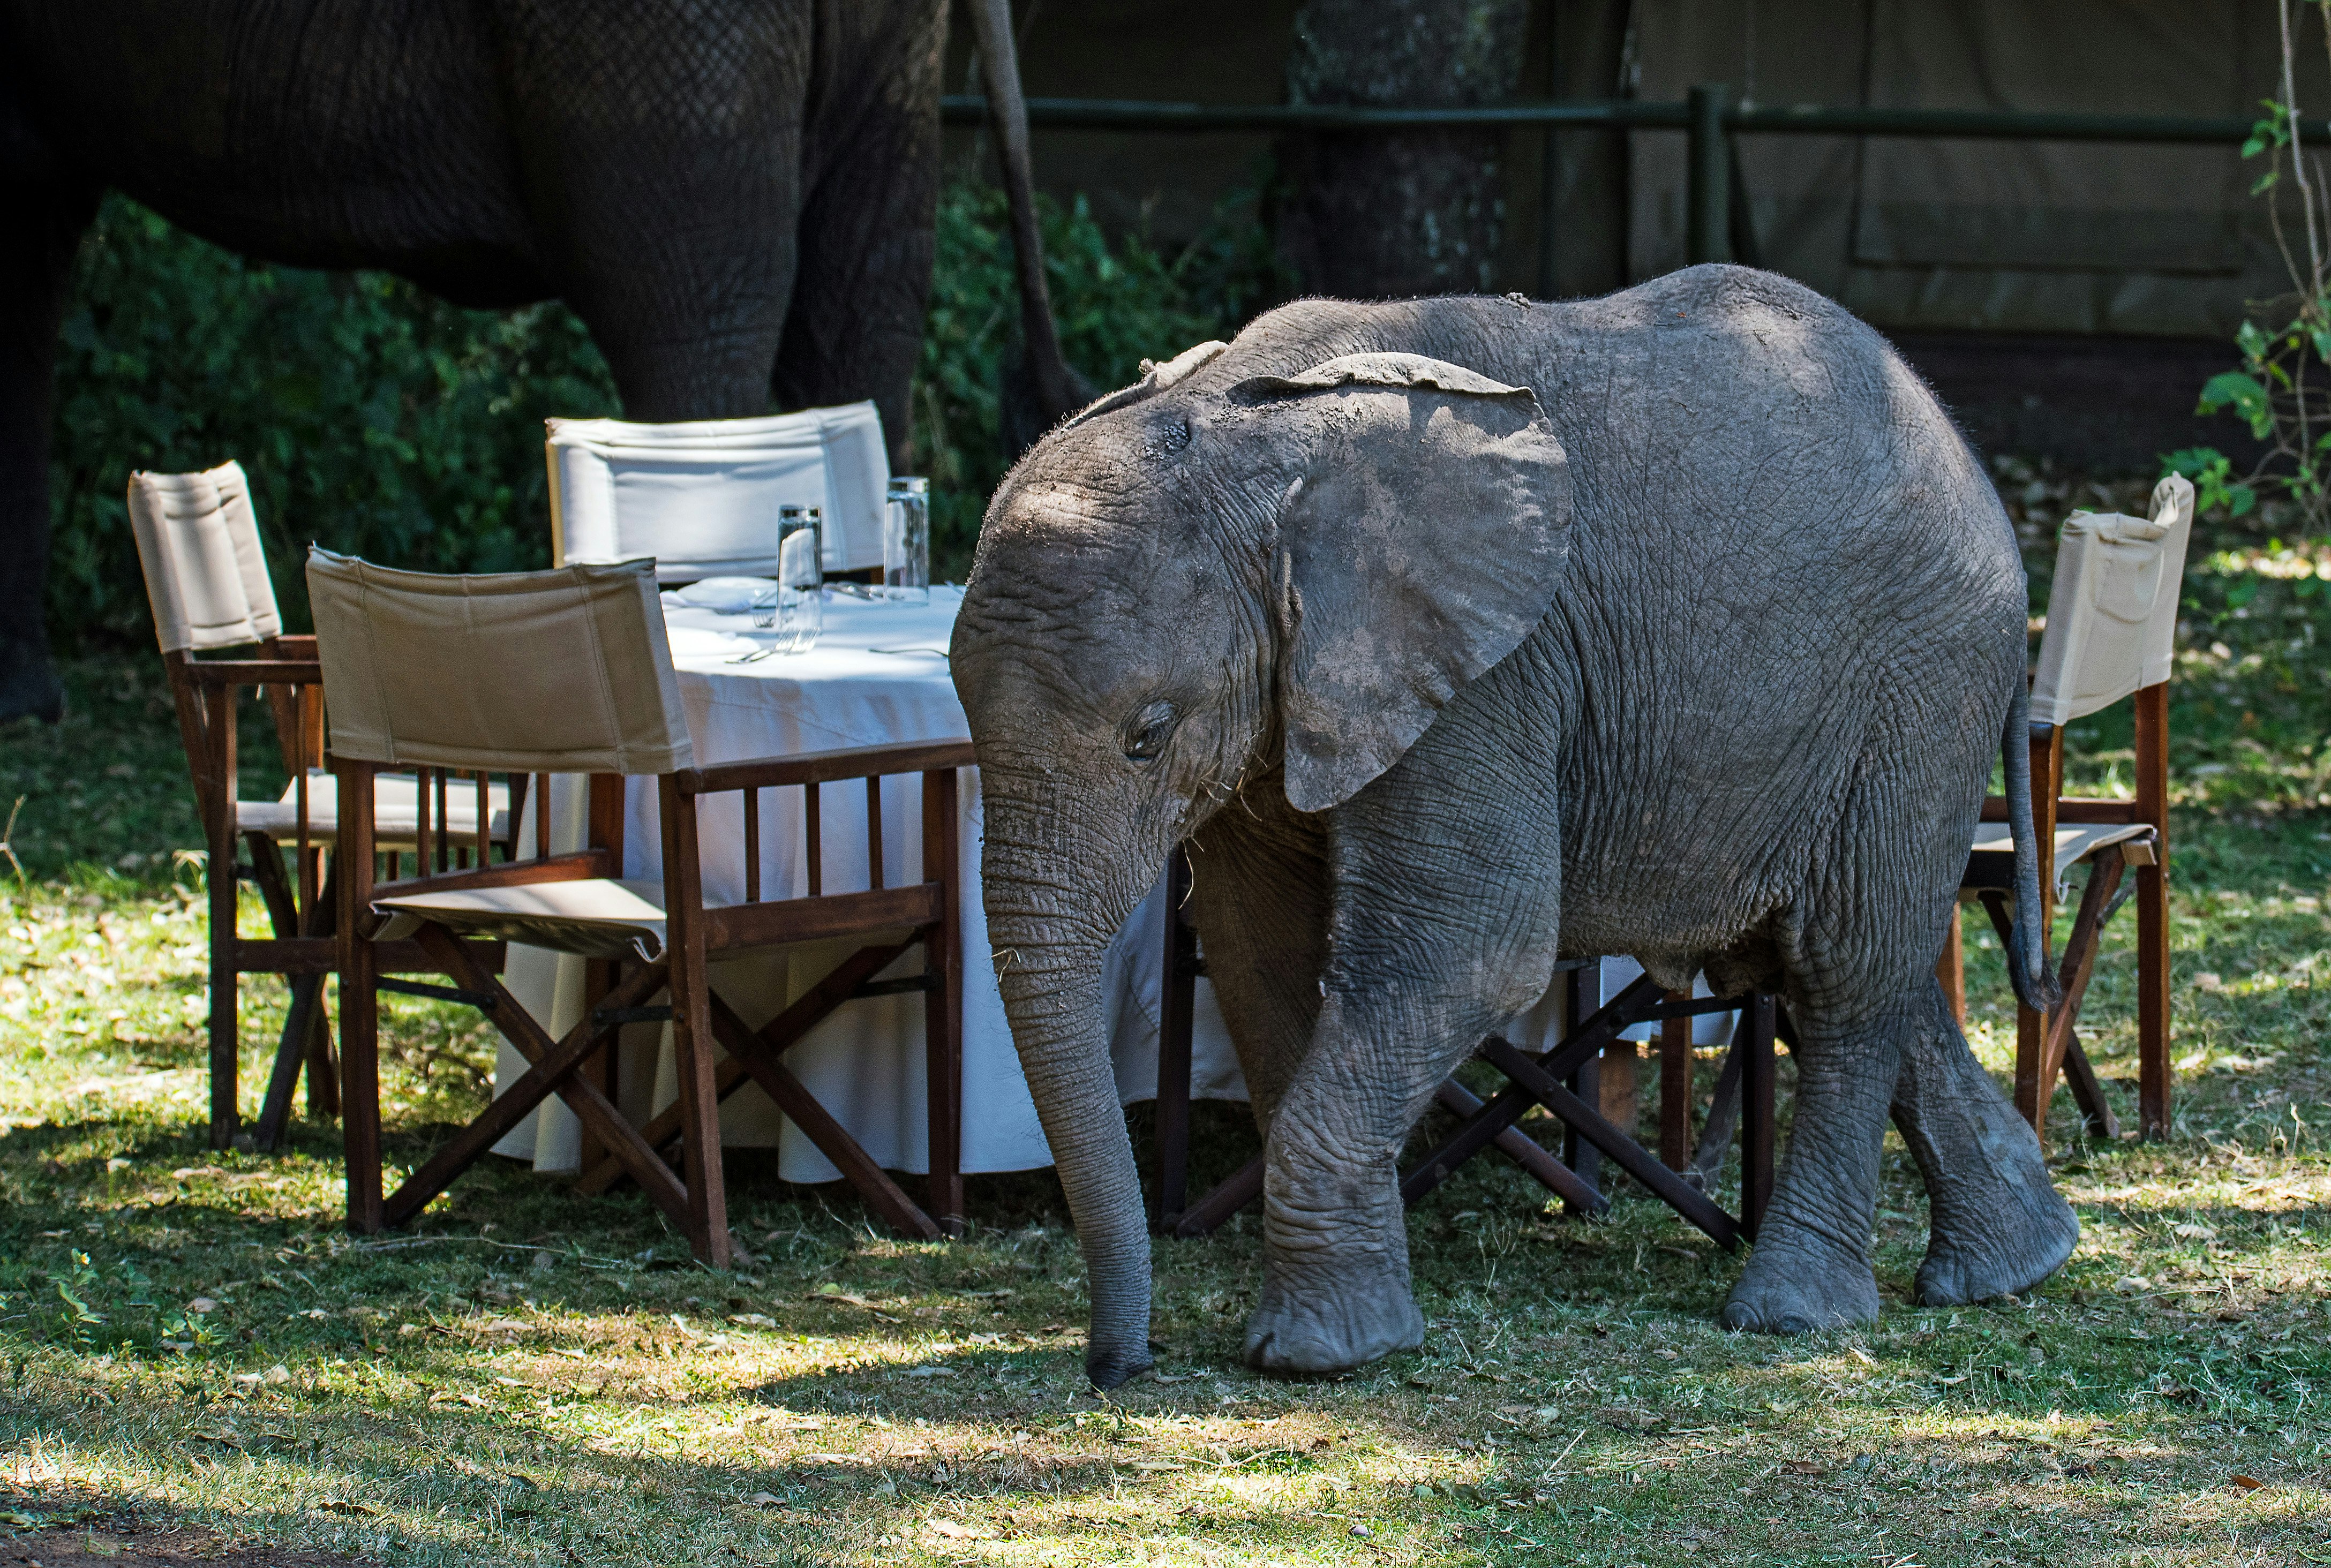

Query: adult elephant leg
[1721,987,1904,1332]
[1891,977,2078,1304]
[1183,771,1330,1130]
[1243,710,1563,1375]
[0,178,96,723]
[775,0,946,470]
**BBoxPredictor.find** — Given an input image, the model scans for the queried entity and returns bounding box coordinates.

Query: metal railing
[943,87,2302,266]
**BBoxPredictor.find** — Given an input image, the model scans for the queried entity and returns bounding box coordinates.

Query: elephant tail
[2001,679,2063,1013]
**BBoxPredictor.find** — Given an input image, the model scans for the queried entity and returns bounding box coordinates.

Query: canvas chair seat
[236,772,513,848]
[372,878,669,961]
[1965,820,2156,894]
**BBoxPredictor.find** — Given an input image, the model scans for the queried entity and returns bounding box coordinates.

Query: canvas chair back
[2029,473,2195,727]
[305,549,694,776]
[545,404,889,581]
[126,462,283,653]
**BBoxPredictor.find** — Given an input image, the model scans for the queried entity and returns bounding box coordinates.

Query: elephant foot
[1915,1180,2078,1306]
[1243,1272,1424,1375]
[1084,1341,1155,1391]
[1721,1232,1881,1335]
[1890,978,2081,1307]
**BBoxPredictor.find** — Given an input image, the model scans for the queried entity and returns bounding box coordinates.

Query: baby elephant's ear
[1230,352,1571,813]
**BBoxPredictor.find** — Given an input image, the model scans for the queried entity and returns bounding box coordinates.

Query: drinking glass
[884,477,930,604]
[775,504,824,654]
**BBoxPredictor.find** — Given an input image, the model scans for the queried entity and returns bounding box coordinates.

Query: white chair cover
[545,404,889,580]
[126,462,283,653]
[2029,473,2195,727]
[305,550,694,777]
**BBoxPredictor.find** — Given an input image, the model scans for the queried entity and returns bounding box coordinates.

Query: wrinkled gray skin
[951,266,2080,1388]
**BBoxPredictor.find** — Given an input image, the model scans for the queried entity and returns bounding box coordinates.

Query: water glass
[774,504,824,654]
[884,477,930,604]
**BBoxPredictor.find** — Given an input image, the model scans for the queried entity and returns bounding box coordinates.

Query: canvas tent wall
[1614,0,2327,340]
[952,0,2315,463]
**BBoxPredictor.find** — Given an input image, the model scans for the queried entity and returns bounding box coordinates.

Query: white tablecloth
[487,586,1248,1184]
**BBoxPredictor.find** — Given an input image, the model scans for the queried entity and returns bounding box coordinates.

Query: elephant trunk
[983,831,1157,1389]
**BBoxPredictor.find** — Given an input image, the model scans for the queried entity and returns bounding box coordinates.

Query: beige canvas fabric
[1623,0,2300,337]
[2030,473,2195,728]
[1969,820,2156,899]
[306,551,694,775]
[236,771,512,847]
[372,879,668,961]
[126,462,283,653]
[545,403,890,579]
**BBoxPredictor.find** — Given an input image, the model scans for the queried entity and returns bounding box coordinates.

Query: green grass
[2,465,2328,1567]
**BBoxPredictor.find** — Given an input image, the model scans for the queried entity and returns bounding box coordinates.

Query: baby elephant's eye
[1122,700,1178,762]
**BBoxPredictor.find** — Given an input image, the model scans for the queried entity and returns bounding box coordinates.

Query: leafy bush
[49,196,621,644]
[46,180,1285,644]
[913,181,1287,575]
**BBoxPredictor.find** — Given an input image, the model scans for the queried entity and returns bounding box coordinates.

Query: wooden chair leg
[302,861,340,1120]
[339,765,384,1233]
[206,717,240,1148]
[1432,1079,1603,1211]
[1153,849,1196,1233]
[1740,995,1776,1239]
[2035,855,2126,1143]
[706,993,941,1241]
[922,766,965,1237]
[1659,996,1692,1171]
[1561,960,1601,1205]
[574,958,618,1175]
[1687,1019,1745,1193]
[2013,1000,2049,1136]
[2136,859,2171,1139]
[251,847,339,1150]
[1936,901,1966,1028]
[661,777,731,1269]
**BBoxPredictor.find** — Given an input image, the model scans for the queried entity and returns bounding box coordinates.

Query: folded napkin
[667,577,774,615]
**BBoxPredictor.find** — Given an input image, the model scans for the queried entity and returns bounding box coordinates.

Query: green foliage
[47,181,1285,644]
[2162,446,2258,518]
[2192,7,2331,532]
[49,195,622,645]
[912,181,1288,577]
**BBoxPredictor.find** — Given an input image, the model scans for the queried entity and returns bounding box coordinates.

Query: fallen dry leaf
[2230,1474,2265,1491]
[1597,1406,1661,1432]
[928,1519,996,1540]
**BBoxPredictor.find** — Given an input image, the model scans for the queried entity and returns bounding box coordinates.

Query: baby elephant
[950,265,2076,1388]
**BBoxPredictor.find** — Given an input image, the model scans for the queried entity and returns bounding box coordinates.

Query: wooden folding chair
[308,550,972,1261]
[1942,473,2191,1142]
[127,464,515,1151]
[1148,841,1777,1249]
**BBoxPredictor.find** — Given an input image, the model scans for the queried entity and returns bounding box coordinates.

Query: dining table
[485,583,1251,1184]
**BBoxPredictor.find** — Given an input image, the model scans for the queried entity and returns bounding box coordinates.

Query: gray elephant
[950,265,2078,1388]
[0,0,1077,722]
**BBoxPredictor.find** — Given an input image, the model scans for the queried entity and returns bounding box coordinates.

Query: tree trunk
[1277,0,1536,299]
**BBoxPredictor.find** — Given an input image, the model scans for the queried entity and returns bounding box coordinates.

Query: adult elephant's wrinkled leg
[775,0,947,470]
[1241,695,1563,1376]
[1722,991,1905,1333]
[1892,978,2078,1303]
[0,179,96,724]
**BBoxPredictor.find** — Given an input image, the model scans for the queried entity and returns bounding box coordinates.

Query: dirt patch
[1,1504,366,1568]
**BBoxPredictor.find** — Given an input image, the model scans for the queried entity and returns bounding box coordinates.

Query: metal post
[1687,83,1732,265]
